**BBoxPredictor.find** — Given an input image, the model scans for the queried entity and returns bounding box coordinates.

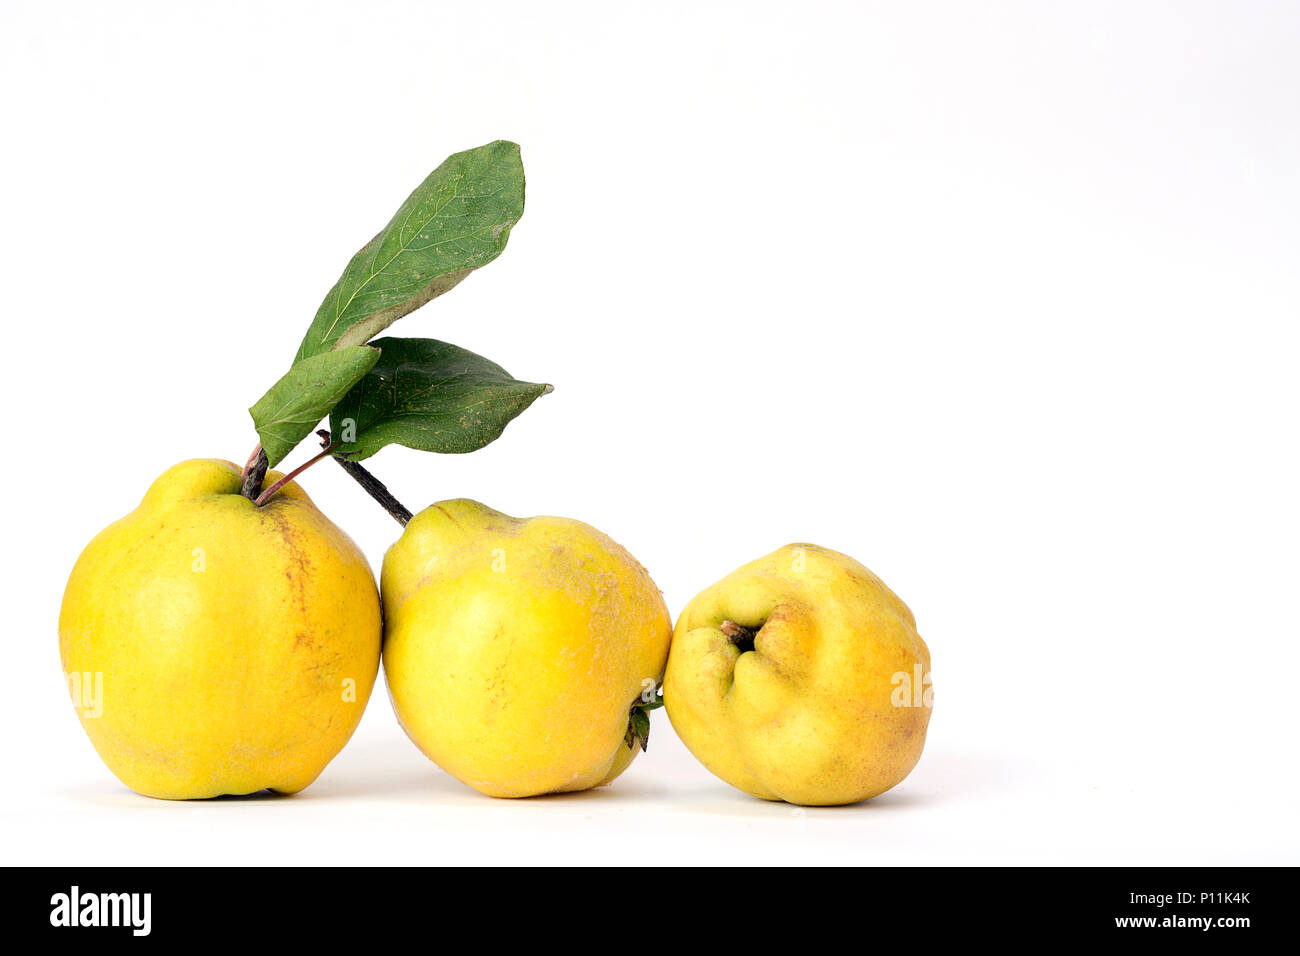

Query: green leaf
[328,337,551,461]
[295,141,525,361]
[249,346,380,467]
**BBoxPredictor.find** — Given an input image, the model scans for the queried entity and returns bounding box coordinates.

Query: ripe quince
[58,459,382,799]
[381,499,672,797]
[664,544,932,806]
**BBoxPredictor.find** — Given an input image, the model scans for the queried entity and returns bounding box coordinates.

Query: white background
[2,1,1297,865]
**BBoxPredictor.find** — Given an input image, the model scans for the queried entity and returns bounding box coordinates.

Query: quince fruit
[664,543,932,805]
[381,499,672,797]
[58,459,382,799]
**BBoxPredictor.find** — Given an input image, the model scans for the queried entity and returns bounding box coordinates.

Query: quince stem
[253,442,338,507]
[240,445,269,501]
[315,430,413,527]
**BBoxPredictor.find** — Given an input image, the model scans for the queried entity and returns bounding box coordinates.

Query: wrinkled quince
[664,543,932,806]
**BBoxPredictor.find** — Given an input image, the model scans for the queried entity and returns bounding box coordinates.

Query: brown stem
[316,430,412,527]
[240,446,269,501]
[254,444,337,507]
[240,445,260,481]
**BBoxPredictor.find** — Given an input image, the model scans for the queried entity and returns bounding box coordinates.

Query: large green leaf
[328,337,550,461]
[295,141,525,361]
[249,346,380,466]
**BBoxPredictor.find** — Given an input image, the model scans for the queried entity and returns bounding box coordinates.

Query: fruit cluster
[58,144,933,807]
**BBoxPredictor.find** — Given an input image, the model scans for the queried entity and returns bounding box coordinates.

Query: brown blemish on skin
[764,605,790,626]
[265,507,313,618]
[483,642,508,714]
[433,504,462,529]
[305,651,342,673]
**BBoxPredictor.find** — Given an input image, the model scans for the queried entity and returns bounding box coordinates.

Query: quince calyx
[625,688,664,752]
